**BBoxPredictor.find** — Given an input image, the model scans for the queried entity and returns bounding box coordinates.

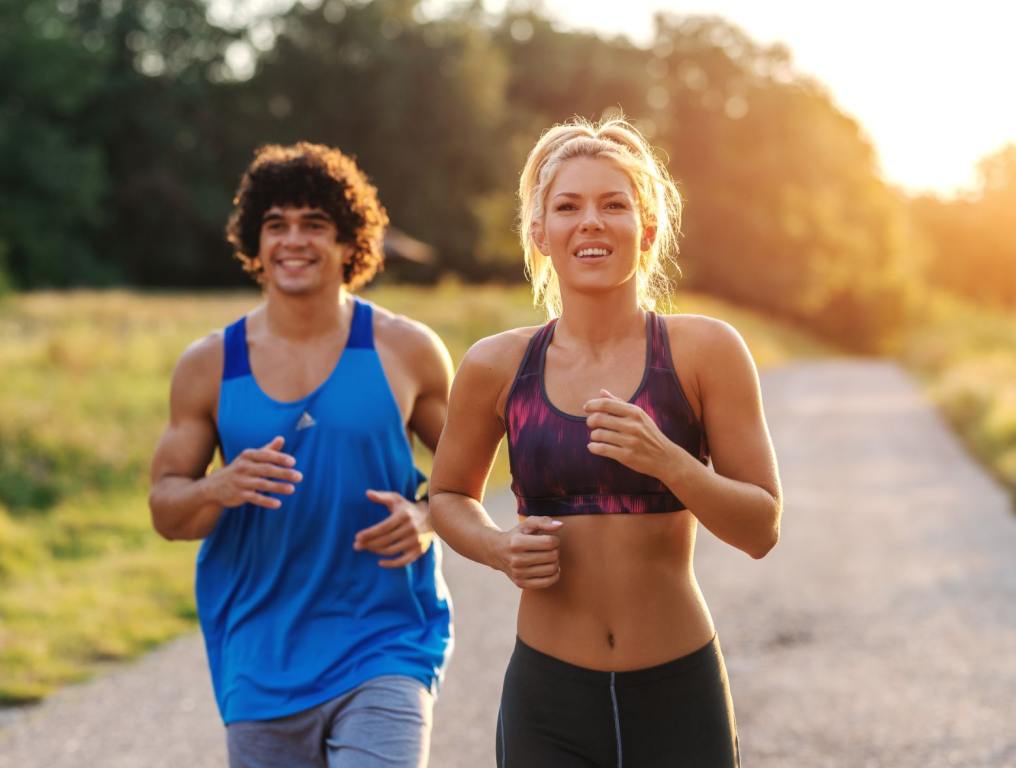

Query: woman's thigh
[497,639,617,768]
[616,636,739,767]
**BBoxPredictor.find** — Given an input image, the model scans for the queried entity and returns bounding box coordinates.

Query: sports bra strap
[223,317,251,381]
[650,312,674,371]
[518,320,556,378]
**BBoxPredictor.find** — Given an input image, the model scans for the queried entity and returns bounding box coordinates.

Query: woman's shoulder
[660,312,756,386]
[460,325,544,377]
[661,313,748,356]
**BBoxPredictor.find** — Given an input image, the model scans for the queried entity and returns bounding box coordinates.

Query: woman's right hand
[495,517,564,589]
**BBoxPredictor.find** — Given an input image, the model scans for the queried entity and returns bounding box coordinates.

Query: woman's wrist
[659,443,698,497]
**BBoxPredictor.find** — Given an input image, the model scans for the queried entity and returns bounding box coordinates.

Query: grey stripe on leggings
[610,671,623,768]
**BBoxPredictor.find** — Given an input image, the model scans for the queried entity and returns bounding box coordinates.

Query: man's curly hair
[226,142,389,291]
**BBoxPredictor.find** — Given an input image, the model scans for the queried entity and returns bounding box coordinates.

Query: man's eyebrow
[300,212,333,222]
[260,210,334,222]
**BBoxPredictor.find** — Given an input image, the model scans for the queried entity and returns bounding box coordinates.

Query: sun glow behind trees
[481,0,1016,197]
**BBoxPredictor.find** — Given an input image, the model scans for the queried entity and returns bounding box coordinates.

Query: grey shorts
[226,675,434,768]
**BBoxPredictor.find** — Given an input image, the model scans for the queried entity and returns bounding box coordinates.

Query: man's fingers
[249,463,303,483]
[354,515,404,549]
[365,489,401,508]
[244,448,297,467]
[358,526,414,554]
[261,435,285,451]
[249,478,296,495]
[378,551,420,569]
[242,490,282,509]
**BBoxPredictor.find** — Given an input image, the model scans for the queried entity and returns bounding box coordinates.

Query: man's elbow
[149,492,182,541]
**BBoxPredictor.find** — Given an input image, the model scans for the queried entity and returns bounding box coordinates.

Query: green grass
[0,283,828,703]
[899,293,1016,497]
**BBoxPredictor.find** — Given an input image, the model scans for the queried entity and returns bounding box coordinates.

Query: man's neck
[264,285,349,341]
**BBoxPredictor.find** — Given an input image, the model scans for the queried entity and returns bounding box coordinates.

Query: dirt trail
[2,360,1014,767]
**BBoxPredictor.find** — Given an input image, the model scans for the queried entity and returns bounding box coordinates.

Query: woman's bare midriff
[516,509,716,671]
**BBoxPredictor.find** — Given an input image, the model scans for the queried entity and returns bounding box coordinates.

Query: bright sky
[479,0,1016,196]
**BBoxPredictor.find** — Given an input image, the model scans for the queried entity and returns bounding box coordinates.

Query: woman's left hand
[584,389,687,479]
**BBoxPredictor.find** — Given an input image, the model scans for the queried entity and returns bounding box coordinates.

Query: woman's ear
[531,221,550,256]
[641,224,657,253]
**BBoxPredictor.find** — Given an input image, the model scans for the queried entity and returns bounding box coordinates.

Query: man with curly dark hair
[149,143,453,767]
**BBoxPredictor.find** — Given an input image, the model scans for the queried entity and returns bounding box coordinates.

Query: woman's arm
[431,334,563,588]
[585,317,781,559]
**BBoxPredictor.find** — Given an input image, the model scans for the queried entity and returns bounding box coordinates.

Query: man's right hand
[207,436,302,509]
[496,516,563,590]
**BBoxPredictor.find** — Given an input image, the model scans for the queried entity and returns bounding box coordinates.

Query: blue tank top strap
[223,317,251,381]
[347,298,373,350]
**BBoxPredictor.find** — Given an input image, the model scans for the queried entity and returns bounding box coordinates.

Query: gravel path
[2,360,1014,767]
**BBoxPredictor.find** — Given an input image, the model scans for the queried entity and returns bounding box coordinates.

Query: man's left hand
[355,489,434,568]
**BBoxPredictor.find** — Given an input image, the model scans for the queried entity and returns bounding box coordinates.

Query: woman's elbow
[748,499,781,559]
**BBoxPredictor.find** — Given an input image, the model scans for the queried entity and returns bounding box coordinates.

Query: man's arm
[148,335,301,541]
[406,321,453,453]
[355,317,452,566]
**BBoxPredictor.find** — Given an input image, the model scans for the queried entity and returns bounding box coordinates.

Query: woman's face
[535,156,650,299]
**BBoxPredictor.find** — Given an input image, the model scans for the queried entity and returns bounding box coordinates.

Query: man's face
[257,206,351,295]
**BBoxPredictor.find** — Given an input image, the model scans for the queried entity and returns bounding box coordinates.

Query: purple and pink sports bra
[505,312,708,516]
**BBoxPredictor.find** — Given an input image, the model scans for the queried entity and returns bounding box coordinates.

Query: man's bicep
[151,346,221,483]
[151,415,218,483]
[408,329,453,453]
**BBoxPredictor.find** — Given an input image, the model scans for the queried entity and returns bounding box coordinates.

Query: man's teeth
[576,248,609,258]
[280,259,311,266]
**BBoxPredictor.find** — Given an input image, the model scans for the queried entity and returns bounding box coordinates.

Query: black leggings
[496,636,739,768]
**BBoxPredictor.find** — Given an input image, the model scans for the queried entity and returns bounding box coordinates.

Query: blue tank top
[196,298,452,724]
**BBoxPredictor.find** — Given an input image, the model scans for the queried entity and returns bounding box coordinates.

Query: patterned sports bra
[504,312,708,516]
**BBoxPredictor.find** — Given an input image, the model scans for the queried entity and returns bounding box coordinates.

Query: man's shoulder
[370,301,440,348]
[176,331,225,379]
[367,300,450,367]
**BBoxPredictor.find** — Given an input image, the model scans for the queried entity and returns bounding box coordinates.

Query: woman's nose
[579,207,605,231]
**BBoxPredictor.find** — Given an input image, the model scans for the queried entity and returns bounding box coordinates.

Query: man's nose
[282,224,307,245]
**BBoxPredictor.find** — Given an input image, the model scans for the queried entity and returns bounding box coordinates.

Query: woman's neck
[555,287,645,350]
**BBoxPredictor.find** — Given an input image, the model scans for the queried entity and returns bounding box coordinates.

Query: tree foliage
[1,0,951,349]
[911,144,1016,307]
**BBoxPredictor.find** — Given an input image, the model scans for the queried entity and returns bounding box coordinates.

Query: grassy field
[0,284,831,703]
[900,294,1016,496]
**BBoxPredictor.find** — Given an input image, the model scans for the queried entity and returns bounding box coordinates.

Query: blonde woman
[431,117,781,767]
